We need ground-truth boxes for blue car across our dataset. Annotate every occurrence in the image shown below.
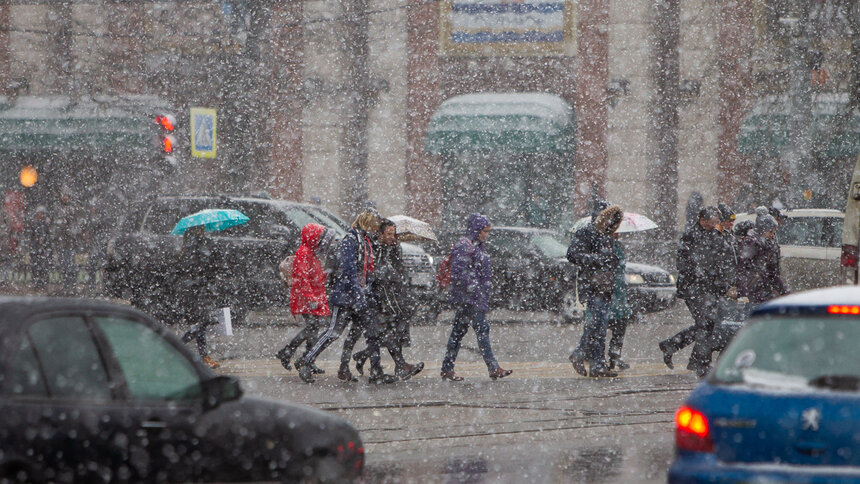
[668,286,860,483]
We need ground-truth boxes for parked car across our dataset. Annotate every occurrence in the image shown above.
[0,297,364,483]
[735,209,844,291]
[668,286,860,483]
[104,194,436,325]
[423,227,676,323]
[842,158,860,284]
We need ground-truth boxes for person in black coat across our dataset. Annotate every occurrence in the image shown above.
[178,226,224,368]
[567,204,624,378]
[352,219,424,380]
[659,206,735,377]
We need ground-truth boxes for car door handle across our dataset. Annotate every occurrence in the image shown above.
[141,420,168,429]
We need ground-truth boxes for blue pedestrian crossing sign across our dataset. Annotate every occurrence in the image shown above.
[190,108,217,158]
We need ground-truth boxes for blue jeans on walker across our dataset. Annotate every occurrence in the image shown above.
[442,304,499,373]
[573,294,611,369]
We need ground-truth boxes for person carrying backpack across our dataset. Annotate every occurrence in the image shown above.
[440,213,512,381]
[275,223,332,375]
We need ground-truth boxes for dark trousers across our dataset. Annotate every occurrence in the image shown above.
[304,305,384,375]
[442,304,499,373]
[572,294,611,369]
[182,306,215,357]
[661,294,719,370]
[354,315,410,368]
[607,316,629,365]
[280,315,322,358]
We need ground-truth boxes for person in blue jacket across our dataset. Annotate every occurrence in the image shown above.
[440,213,513,381]
[295,209,396,384]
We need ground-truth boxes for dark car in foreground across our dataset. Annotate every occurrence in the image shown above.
[0,297,363,483]
[669,286,860,483]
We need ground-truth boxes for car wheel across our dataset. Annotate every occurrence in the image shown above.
[558,288,584,324]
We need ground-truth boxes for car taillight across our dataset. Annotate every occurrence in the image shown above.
[675,406,713,452]
[842,245,859,268]
[828,305,860,315]
[336,440,364,476]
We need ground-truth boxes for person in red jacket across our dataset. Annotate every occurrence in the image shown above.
[276,223,332,373]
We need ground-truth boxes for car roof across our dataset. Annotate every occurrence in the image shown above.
[735,209,844,222]
[752,285,860,317]
[158,195,324,211]
[492,226,559,234]
[0,297,146,326]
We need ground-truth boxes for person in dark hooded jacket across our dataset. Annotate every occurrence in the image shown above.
[440,213,512,381]
[275,223,331,374]
[178,226,225,369]
[567,204,624,377]
[659,206,734,376]
[737,209,788,303]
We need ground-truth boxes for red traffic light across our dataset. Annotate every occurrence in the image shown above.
[156,114,175,131]
[162,135,175,153]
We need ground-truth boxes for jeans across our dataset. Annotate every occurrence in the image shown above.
[442,304,499,373]
[573,295,611,368]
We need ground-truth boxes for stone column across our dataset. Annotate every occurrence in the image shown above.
[406,1,441,223]
[575,0,610,210]
[717,0,753,205]
[268,2,304,201]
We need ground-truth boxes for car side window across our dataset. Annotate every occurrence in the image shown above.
[24,316,112,400]
[5,335,49,397]
[95,316,202,402]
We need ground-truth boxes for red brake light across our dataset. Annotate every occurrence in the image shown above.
[675,406,713,452]
[828,305,860,315]
[156,115,175,131]
[842,245,858,268]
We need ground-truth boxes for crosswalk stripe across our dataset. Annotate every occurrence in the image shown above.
[216,359,687,380]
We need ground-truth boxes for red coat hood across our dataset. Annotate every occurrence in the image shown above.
[301,223,325,251]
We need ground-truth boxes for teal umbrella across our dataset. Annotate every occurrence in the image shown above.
[171,209,249,235]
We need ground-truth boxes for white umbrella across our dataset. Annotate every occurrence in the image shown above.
[570,212,658,234]
[388,215,438,241]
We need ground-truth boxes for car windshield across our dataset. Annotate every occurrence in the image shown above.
[532,233,568,259]
[713,315,860,390]
[300,206,350,237]
[778,216,843,247]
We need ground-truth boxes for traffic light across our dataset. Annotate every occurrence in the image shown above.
[155,114,176,154]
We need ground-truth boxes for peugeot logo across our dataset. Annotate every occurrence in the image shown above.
[801,408,821,432]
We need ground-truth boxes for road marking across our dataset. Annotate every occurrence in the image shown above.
[217,359,687,380]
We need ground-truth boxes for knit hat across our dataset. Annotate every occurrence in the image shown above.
[733,220,754,237]
[717,203,735,222]
[755,214,778,233]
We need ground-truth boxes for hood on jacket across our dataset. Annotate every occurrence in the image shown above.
[301,223,326,251]
[594,205,623,235]
[590,199,611,220]
[465,213,491,240]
